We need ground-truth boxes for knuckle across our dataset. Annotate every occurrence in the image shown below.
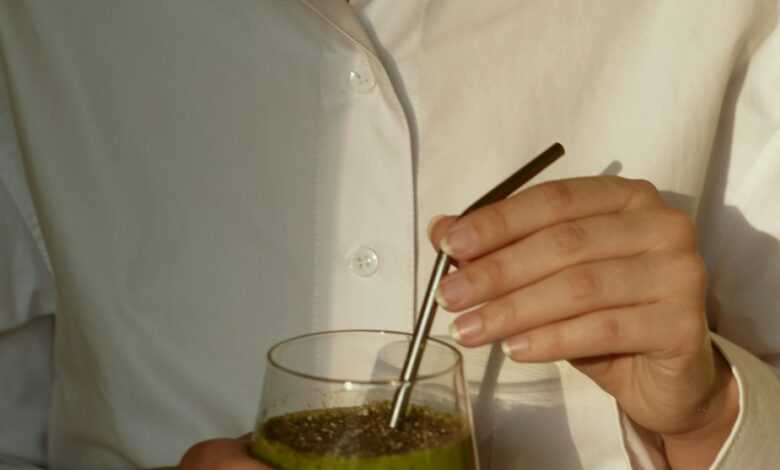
[478,256,507,288]
[538,181,575,216]
[597,315,622,345]
[662,209,698,248]
[627,178,661,207]
[566,266,601,300]
[551,221,589,257]
[600,175,630,195]
[478,204,512,240]
[632,178,658,195]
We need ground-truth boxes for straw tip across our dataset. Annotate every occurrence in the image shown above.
[549,142,565,157]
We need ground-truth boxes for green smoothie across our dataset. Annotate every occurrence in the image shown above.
[251,401,475,469]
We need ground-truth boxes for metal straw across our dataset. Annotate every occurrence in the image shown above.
[388,142,566,429]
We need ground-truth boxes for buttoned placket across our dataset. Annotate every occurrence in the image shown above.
[300,0,418,333]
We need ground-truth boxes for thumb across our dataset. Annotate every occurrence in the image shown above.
[178,437,269,469]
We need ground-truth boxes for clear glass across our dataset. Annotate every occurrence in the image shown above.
[251,330,478,469]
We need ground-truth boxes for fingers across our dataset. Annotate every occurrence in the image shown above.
[448,251,706,347]
[435,209,685,311]
[428,215,464,268]
[431,177,662,261]
[500,302,707,364]
[427,215,456,246]
[426,176,706,369]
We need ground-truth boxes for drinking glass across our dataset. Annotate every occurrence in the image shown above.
[251,330,478,469]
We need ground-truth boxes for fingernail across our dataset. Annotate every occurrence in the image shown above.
[436,273,473,308]
[427,214,447,240]
[502,336,530,358]
[441,224,478,257]
[449,315,483,343]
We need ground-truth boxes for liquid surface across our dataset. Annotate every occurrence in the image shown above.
[252,401,475,470]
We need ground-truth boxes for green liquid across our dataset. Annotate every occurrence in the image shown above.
[251,403,475,470]
[252,432,474,469]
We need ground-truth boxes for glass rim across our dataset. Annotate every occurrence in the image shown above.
[266,329,464,385]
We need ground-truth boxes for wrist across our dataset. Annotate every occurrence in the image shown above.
[661,348,740,469]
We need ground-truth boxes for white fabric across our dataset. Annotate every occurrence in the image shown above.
[0,28,56,467]
[0,1,779,468]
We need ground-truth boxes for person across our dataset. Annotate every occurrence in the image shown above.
[1,1,779,469]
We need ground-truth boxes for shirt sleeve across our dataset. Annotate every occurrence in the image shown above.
[708,335,780,469]
[0,52,56,468]
[620,335,780,470]
[699,3,780,468]
[622,3,780,469]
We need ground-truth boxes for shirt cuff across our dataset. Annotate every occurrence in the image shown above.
[708,333,780,468]
[620,333,780,469]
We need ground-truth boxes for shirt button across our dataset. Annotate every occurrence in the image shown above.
[349,68,376,93]
[349,246,380,277]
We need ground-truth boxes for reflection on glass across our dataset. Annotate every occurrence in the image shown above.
[252,330,478,469]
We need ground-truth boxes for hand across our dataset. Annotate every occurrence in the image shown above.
[150,435,272,470]
[429,176,738,468]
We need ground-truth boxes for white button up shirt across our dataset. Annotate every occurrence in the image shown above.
[1,1,779,469]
